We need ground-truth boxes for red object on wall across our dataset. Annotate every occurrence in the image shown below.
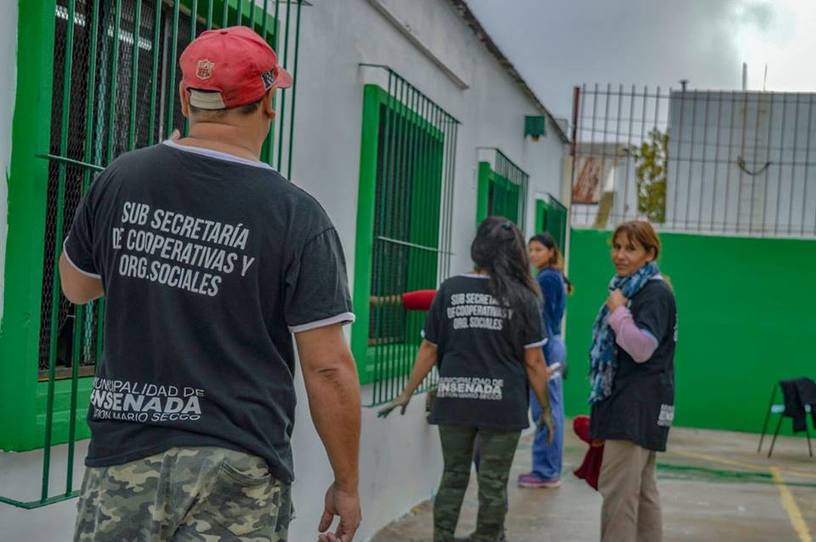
[402,289,437,311]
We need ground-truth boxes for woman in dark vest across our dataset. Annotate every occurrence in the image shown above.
[380,216,554,542]
[589,220,677,542]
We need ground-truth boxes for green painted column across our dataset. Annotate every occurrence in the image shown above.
[351,85,382,384]
[0,1,57,451]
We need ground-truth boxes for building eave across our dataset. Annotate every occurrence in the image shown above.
[447,0,570,144]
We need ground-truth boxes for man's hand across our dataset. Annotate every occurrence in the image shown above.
[377,392,411,418]
[318,483,361,542]
[606,289,628,312]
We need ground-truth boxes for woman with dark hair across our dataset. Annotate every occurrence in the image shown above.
[589,220,677,542]
[379,217,554,542]
[517,232,571,489]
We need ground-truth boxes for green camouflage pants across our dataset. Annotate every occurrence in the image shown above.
[74,447,292,541]
[434,426,520,542]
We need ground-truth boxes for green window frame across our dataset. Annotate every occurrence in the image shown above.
[535,194,568,251]
[476,148,529,228]
[352,67,459,406]
[0,0,303,508]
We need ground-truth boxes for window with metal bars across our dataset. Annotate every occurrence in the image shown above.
[352,68,458,405]
[0,0,303,507]
[535,194,568,250]
[39,0,299,381]
[476,148,530,229]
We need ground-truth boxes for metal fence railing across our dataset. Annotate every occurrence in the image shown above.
[2,0,304,510]
[357,66,459,406]
[569,84,816,238]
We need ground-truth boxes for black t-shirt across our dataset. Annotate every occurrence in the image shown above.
[64,141,354,483]
[590,278,677,451]
[423,275,547,430]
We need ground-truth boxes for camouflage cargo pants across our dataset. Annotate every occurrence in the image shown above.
[74,447,292,541]
[434,426,520,542]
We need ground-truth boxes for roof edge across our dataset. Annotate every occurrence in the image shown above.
[447,0,570,143]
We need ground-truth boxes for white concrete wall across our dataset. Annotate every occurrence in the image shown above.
[0,0,17,323]
[290,1,565,540]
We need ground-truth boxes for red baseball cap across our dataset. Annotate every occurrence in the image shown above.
[180,26,293,110]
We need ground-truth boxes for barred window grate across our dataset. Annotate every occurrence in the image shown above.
[477,147,530,229]
[355,67,459,406]
[40,0,302,379]
[535,194,568,251]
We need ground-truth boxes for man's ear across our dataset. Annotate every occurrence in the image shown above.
[262,88,277,119]
[179,82,190,118]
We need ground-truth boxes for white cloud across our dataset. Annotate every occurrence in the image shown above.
[465,0,815,117]
[734,0,816,91]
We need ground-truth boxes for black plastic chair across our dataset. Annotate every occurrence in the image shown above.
[757,382,813,458]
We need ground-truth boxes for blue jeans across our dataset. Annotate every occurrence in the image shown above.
[529,336,565,481]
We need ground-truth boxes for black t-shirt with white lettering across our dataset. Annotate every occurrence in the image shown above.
[423,275,546,430]
[590,278,677,451]
[64,141,354,483]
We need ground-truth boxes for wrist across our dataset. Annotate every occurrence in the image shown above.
[334,479,359,494]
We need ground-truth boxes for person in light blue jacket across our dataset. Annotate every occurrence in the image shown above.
[518,232,572,488]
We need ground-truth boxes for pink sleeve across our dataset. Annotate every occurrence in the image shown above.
[608,306,659,363]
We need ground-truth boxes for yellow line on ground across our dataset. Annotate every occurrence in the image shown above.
[770,467,813,542]
[669,449,816,480]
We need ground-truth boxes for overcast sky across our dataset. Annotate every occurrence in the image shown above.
[465,0,816,119]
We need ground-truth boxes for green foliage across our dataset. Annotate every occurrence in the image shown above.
[631,129,668,223]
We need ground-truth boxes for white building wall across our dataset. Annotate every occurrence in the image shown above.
[0,0,17,323]
[290,1,564,539]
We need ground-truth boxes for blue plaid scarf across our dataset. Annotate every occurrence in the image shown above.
[588,262,660,404]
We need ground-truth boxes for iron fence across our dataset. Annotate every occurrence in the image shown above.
[570,84,816,238]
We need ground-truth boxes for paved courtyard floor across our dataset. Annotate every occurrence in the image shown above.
[372,424,816,541]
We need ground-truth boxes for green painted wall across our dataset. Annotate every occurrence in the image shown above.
[0,0,66,452]
[563,228,816,436]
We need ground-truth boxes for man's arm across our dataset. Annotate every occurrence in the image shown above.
[295,323,361,542]
[59,252,103,304]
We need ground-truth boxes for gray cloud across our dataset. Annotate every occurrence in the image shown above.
[739,2,775,32]
[465,0,750,118]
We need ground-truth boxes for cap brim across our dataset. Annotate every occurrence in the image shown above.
[276,67,293,89]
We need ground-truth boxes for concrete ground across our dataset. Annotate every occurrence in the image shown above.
[371,425,816,541]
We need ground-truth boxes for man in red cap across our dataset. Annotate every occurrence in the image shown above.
[61,26,361,542]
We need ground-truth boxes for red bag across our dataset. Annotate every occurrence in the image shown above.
[573,415,604,491]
